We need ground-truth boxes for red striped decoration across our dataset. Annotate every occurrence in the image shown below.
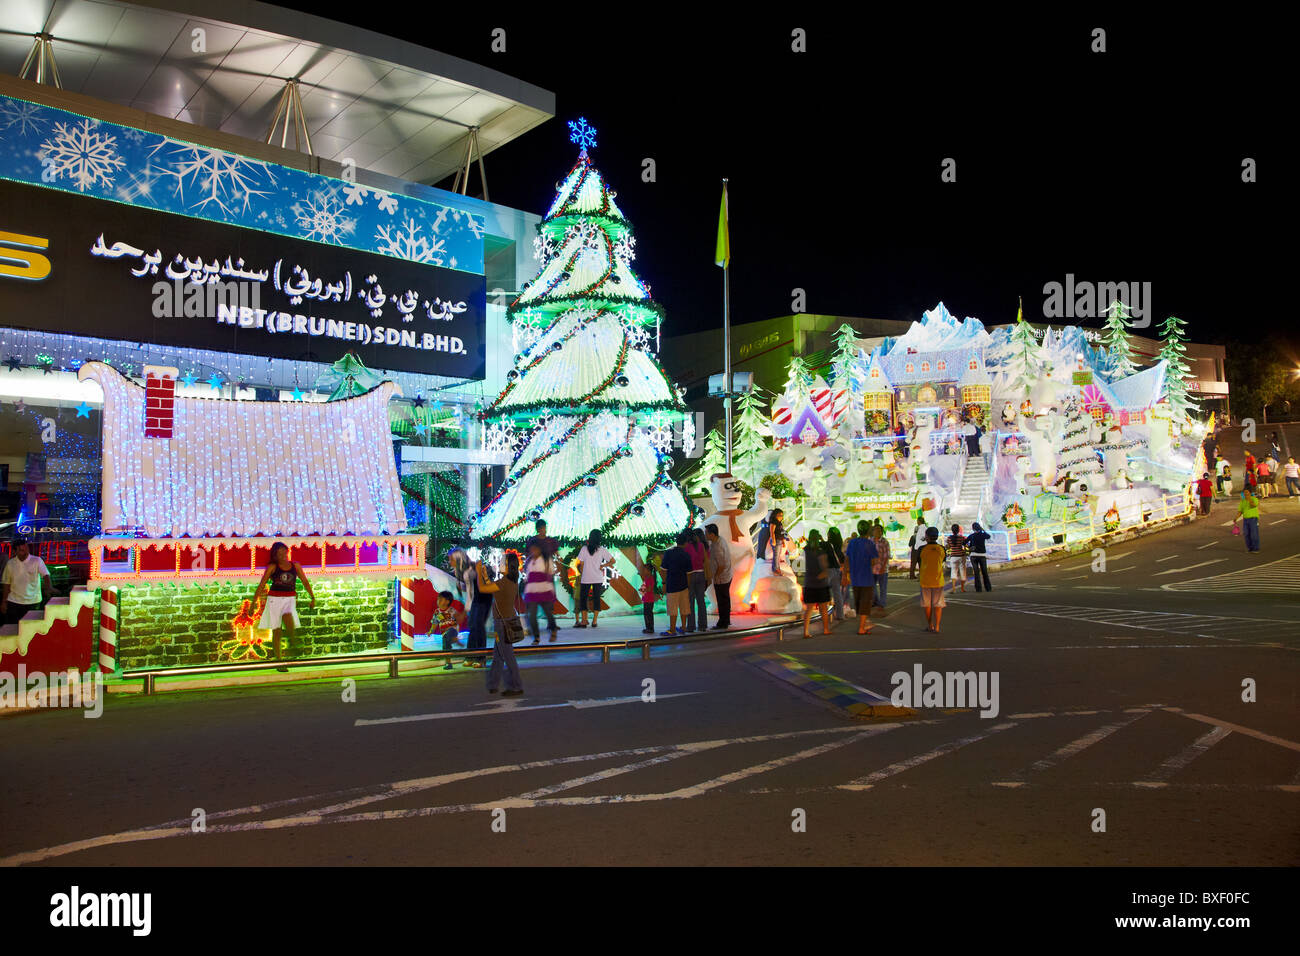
[98,587,118,675]
[399,579,416,652]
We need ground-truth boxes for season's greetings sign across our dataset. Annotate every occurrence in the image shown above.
[0,179,487,378]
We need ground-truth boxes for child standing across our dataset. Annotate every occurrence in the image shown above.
[945,524,969,593]
[638,550,659,635]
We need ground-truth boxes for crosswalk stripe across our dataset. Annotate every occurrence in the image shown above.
[1161,554,1300,593]
[997,711,1151,784]
[1136,726,1232,784]
[839,722,1017,789]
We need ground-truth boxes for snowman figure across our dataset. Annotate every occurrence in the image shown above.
[697,472,771,614]
[1110,468,1133,491]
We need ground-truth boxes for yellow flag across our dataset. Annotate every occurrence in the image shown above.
[714,182,729,268]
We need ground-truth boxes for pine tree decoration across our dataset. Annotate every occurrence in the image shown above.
[1101,300,1139,380]
[467,120,695,549]
[1055,397,1103,481]
[784,355,812,398]
[1157,314,1198,422]
[1007,311,1047,398]
[732,386,771,488]
[829,323,860,390]
[684,427,727,495]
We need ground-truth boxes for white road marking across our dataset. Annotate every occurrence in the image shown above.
[839,722,1017,789]
[1155,554,1180,562]
[1169,710,1300,753]
[994,710,1151,785]
[1075,586,1120,590]
[1153,559,1227,576]
[1269,519,1287,525]
[354,693,701,725]
[1136,725,1231,784]
[1197,542,1218,550]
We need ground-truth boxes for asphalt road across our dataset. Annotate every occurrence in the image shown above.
[2,498,1297,866]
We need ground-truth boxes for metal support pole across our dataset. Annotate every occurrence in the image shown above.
[641,643,651,661]
[601,646,610,663]
[388,657,399,678]
[722,179,732,472]
[142,673,155,696]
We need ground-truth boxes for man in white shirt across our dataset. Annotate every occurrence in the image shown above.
[2,538,51,625]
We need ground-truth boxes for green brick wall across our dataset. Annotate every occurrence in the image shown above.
[114,578,395,670]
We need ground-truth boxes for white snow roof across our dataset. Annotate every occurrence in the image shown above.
[80,362,406,537]
[1102,361,1167,411]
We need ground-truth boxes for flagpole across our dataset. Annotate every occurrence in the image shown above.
[722,178,732,473]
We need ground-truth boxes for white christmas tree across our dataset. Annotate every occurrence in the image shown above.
[1157,314,1198,423]
[1005,307,1049,399]
[468,119,695,548]
[829,323,860,391]
[1055,396,1104,483]
[1101,300,1139,380]
[732,386,772,489]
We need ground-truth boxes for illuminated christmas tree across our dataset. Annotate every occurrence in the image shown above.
[685,427,728,495]
[468,119,695,548]
[1100,300,1139,380]
[731,386,771,489]
[1157,314,1197,423]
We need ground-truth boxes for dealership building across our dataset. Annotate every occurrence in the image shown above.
[0,0,552,671]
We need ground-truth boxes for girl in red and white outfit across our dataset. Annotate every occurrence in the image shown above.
[254,541,316,671]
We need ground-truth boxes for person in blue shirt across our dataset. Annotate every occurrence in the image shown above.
[965,521,993,592]
[658,533,694,636]
[843,520,877,635]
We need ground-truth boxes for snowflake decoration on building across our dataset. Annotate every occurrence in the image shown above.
[292,189,357,244]
[646,412,674,453]
[375,217,446,264]
[342,181,399,214]
[149,137,278,215]
[37,119,126,192]
[567,116,598,150]
[0,98,46,136]
[483,420,517,455]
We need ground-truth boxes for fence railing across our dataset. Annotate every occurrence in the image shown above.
[986,488,1192,562]
[117,618,802,695]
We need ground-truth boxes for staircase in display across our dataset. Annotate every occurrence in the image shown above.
[950,455,988,528]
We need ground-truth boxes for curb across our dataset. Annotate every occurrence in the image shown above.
[739,651,917,721]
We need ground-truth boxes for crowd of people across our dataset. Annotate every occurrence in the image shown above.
[1202,427,1296,554]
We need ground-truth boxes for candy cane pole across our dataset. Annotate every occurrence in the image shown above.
[399,579,415,652]
[99,587,119,675]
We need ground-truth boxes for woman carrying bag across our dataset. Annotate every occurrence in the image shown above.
[476,554,525,696]
[802,529,833,638]
[825,526,847,621]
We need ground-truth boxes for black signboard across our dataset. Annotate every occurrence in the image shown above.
[0,179,486,379]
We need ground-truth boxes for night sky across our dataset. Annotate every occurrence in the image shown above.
[281,7,1281,351]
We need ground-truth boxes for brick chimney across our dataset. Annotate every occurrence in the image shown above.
[143,365,178,439]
